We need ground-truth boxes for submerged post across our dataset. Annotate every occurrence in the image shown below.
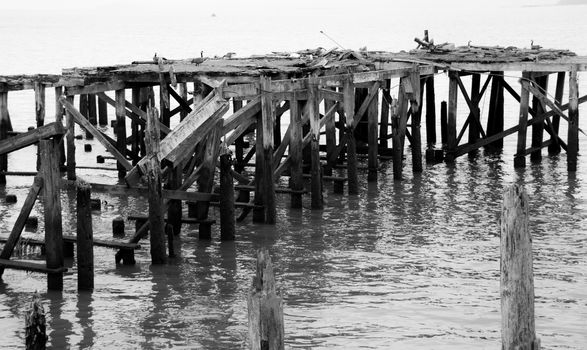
[247,249,285,350]
[25,292,47,350]
[500,185,539,350]
[76,180,94,291]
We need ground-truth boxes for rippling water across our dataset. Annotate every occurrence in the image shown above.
[1,2,587,349]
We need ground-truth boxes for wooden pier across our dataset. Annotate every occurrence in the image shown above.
[0,40,585,289]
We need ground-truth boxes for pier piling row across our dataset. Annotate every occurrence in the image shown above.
[0,44,585,286]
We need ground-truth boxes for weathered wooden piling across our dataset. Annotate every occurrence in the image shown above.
[468,74,481,152]
[440,100,447,146]
[54,86,66,168]
[87,94,97,125]
[514,72,531,168]
[39,139,64,290]
[219,152,236,240]
[380,80,391,150]
[567,66,579,172]
[410,73,423,172]
[76,180,94,291]
[367,82,379,181]
[500,185,539,350]
[548,72,565,155]
[166,167,182,236]
[98,94,108,126]
[25,292,47,350]
[425,76,437,147]
[530,74,548,163]
[0,92,9,184]
[392,76,408,179]
[65,95,76,180]
[486,71,505,151]
[344,78,358,193]
[115,89,127,178]
[308,78,323,208]
[145,107,166,264]
[112,217,125,237]
[255,76,276,222]
[289,96,304,209]
[446,71,458,162]
[247,249,285,350]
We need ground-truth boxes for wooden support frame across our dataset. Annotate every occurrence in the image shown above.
[308,78,323,209]
[514,72,532,168]
[0,176,43,278]
[60,96,133,171]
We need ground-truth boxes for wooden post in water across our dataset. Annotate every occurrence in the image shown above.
[259,76,276,222]
[98,94,108,126]
[289,95,303,209]
[0,92,8,184]
[167,167,182,236]
[233,100,245,172]
[514,72,531,168]
[440,100,447,146]
[344,78,358,193]
[324,89,337,176]
[486,72,505,151]
[76,180,94,291]
[247,249,285,350]
[39,139,64,290]
[367,81,379,181]
[115,89,127,178]
[567,66,579,172]
[196,125,222,238]
[308,78,323,208]
[54,87,66,169]
[425,76,437,147]
[65,95,76,180]
[468,73,481,153]
[25,292,47,350]
[446,71,458,162]
[548,72,565,155]
[145,107,166,264]
[530,74,549,162]
[35,82,45,170]
[392,77,408,180]
[220,152,236,241]
[87,94,97,125]
[178,82,189,121]
[380,79,391,150]
[131,87,141,165]
[500,184,539,350]
[410,73,423,173]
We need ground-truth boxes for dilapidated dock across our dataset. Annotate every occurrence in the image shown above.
[0,37,585,290]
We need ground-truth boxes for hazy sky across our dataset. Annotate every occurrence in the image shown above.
[3,0,559,12]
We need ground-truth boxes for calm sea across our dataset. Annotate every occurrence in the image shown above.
[0,2,586,349]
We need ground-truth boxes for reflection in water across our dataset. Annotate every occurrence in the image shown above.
[76,292,95,349]
[46,291,74,349]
